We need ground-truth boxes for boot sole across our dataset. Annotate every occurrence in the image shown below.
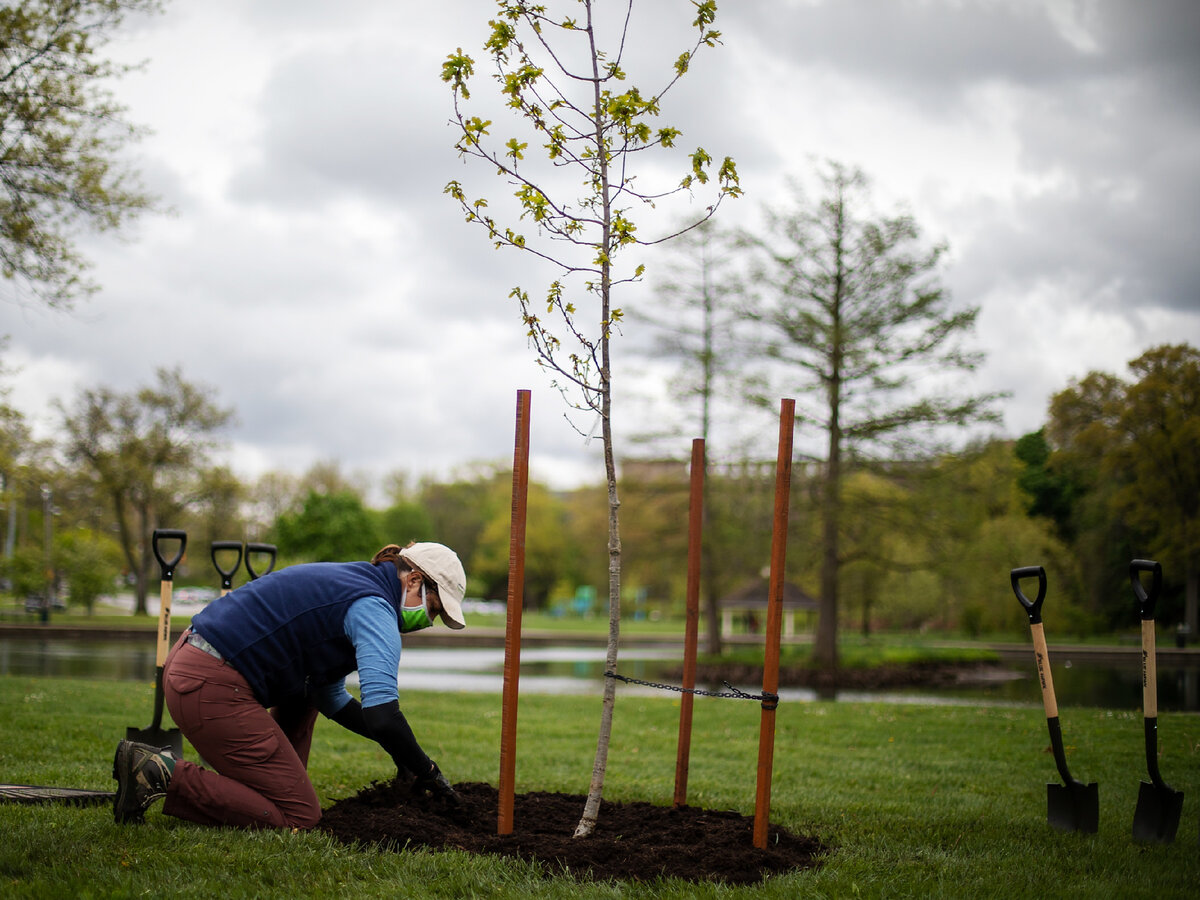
[112,741,145,825]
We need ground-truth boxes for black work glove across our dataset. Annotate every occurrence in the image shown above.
[414,760,459,804]
[392,764,415,787]
[362,700,433,776]
[328,698,372,739]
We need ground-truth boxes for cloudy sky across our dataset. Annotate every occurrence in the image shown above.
[3,0,1198,495]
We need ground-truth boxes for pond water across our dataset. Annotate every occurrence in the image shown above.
[1,637,1198,711]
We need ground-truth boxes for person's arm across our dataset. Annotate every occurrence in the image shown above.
[342,597,454,796]
[325,694,372,740]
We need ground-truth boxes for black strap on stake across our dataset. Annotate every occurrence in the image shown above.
[604,671,780,710]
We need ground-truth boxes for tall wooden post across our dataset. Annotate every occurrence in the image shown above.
[498,389,531,835]
[753,398,794,849]
[674,438,705,808]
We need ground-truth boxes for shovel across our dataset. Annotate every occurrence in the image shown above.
[125,529,186,756]
[1011,566,1099,833]
[1130,558,1184,843]
[0,783,115,806]
[244,542,277,580]
[211,540,244,596]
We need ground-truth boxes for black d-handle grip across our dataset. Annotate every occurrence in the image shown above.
[1011,565,1047,624]
[1130,559,1162,620]
[211,540,244,589]
[245,542,277,580]
[152,529,187,580]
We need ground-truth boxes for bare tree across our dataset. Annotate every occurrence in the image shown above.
[738,162,1002,669]
[442,0,740,836]
[57,367,233,613]
[631,219,749,652]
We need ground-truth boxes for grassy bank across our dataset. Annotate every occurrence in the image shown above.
[1,676,1197,898]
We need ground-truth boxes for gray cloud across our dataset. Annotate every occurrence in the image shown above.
[3,0,1198,491]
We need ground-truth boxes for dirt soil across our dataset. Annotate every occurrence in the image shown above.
[320,780,826,885]
[319,664,1006,882]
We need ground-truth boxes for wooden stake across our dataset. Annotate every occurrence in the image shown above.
[753,398,794,849]
[674,438,705,808]
[498,389,531,836]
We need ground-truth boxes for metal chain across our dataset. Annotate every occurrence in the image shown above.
[604,671,779,709]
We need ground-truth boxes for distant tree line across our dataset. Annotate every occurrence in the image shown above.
[0,344,1195,644]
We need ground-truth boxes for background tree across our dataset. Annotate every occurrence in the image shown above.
[378,469,435,548]
[1013,428,1079,537]
[273,489,382,564]
[472,477,573,607]
[54,525,121,613]
[188,464,247,566]
[0,0,162,308]
[631,218,749,652]
[737,161,1002,669]
[1060,345,1200,638]
[1045,370,1136,625]
[57,366,233,613]
[419,463,510,586]
[1108,345,1200,638]
[442,0,739,837]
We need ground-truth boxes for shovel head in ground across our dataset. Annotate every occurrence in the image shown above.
[1044,716,1099,834]
[0,784,115,806]
[1047,777,1099,833]
[1133,773,1184,843]
[1012,567,1099,834]
[126,682,183,757]
[126,529,186,757]
[1130,559,1183,844]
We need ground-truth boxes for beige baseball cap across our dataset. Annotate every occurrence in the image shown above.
[399,542,467,630]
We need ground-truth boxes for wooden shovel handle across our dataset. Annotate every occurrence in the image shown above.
[151,529,186,668]
[1131,560,1163,718]
[1142,620,1158,718]
[1030,621,1058,719]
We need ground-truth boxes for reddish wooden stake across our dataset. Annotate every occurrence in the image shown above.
[753,398,794,849]
[498,389,531,836]
[674,438,706,808]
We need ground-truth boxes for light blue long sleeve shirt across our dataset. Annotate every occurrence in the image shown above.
[314,595,402,714]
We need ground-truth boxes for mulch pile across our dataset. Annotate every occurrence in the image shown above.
[320,780,826,885]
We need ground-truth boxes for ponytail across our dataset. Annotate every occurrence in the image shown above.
[371,544,406,569]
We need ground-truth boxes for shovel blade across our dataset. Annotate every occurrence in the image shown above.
[1047,781,1099,833]
[1132,780,1183,844]
[0,784,116,806]
[125,725,184,759]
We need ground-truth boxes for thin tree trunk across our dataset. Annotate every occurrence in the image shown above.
[576,312,622,837]
[575,420,621,837]
[576,0,619,837]
[700,260,722,655]
[1186,558,1198,645]
[134,500,152,616]
[814,188,846,670]
[815,453,840,668]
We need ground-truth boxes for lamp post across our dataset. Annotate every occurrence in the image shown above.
[41,484,52,623]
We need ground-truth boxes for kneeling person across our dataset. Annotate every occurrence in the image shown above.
[113,542,465,828]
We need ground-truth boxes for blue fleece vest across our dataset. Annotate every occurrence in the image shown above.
[191,560,404,707]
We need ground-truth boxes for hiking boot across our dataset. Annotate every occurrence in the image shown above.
[112,740,175,824]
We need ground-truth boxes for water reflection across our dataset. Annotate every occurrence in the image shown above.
[1,637,1197,711]
[0,638,158,683]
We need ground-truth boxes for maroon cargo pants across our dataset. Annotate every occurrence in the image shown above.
[160,633,322,829]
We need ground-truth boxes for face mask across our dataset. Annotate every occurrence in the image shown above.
[399,580,433,634]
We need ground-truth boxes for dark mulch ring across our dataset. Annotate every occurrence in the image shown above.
[320,780,827,885]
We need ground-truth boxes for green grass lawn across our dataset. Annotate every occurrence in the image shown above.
[1,675,1197,898]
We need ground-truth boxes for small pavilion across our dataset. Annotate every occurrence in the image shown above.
[718,578,819,639]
